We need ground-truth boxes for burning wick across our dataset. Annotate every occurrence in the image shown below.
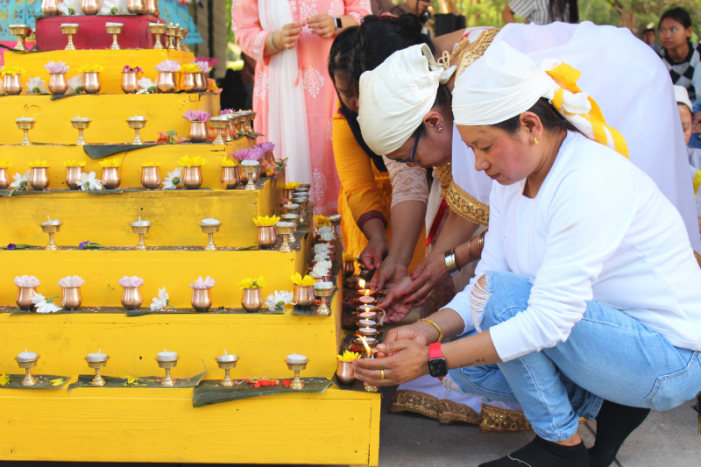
[359,336,376,358]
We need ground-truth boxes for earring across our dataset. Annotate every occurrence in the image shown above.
[534,137,539,145]
[437,123,444,132]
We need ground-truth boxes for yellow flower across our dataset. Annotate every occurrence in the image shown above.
[50,378,65,386]
[99,157,122,168]
[281,182,301,190]
[342,252,356,262]
[238,275,267,289]
[252,215,280,227]
[181,63,201,73]
[221,156,239,167]
[0,374,10,386]
[290,273,316,287]
[123,376,145,386]
[142,161,161,167]
[177,155,208,167]
[337,350,361,362]
[78,65,104,73]
[28,159,49,168]
[1,66,25,76]
[314,215,331,227]
[0,160,11,168]
[63,160,86,167]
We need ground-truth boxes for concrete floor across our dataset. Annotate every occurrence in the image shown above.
[6,385,699,466]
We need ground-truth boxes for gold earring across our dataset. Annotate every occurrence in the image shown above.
[534,137,539,145]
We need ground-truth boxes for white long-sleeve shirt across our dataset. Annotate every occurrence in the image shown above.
[446,132,701,362]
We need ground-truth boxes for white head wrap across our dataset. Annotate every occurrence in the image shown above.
[452,41,630,156]
[674,85,693,113]
[358,44,444,156]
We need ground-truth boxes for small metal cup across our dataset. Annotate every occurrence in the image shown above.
[48,72,68,95]
[101,166,121,189]
[61,286,82,310]
[29,167,49,190]
[336,360,355,385]
[293,285,315,306]
[183,166,203,189]
[191,288,213,312]
[241,288,263,313]
[257,225,277,249]
[16,286,37,310]
[121,286,143,310]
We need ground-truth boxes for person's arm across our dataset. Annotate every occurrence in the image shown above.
[231,0,269,63]
[502,5,515,23]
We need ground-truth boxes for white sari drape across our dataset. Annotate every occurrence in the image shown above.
[259,0,312,183]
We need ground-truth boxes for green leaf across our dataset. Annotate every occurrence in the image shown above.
[192,378,332,408]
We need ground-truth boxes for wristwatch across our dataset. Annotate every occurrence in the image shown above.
[333,16,342,29]
[428,342,448,378]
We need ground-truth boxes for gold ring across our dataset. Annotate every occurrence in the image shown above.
[380,369,385,380]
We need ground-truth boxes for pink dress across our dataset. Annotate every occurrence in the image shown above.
[232,0,370,214]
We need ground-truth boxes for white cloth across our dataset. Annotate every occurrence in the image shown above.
[492,21,701,253]
[258,0,312,183]
[447,132,701,362]
[358,44,443,156]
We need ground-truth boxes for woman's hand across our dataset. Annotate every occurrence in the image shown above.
[359,234,388,271]
[379,321,439,357]
[400,252,449,308]
[278,22,304,49]
[377,275,415,323]
[307,14,336,39]
[352,340,429,386]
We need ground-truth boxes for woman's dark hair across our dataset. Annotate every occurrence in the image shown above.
[549,0,578,24]
[328,26,358,83]
[659,7,692,30]
[353,14,434,84]
[493,98,579,135]
[416,84,451,135]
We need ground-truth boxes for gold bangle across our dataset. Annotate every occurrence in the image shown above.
[418,318,443,343]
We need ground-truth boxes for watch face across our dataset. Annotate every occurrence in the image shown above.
[334,17,342,29]
[428,358,448,377]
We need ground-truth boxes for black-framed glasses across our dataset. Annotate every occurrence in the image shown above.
[395,128,421,165]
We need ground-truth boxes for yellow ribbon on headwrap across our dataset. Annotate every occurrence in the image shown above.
[546,63,629,159]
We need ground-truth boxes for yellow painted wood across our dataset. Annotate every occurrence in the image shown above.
[0,387,380,465]
[5,49,196,96]
[0,140,252,189]
[0,291,339,380]
[0,233,311,307]
[0,93,221,145]
[0,180,280,247]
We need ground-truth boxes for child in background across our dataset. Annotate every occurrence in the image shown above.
[675,85,701,232]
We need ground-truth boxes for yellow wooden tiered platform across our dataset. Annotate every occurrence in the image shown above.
[0,47,380,465]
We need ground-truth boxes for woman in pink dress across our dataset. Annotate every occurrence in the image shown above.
[233,0,370,214]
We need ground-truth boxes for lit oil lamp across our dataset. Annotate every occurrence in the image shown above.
[357,337,378,393]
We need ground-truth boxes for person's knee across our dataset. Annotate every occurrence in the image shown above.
[477,271,532,330]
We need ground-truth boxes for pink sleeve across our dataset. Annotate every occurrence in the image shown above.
[343,0,370,26]
[231,0,269,64]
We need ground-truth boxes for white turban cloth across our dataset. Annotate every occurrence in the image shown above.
[358,44,444,156]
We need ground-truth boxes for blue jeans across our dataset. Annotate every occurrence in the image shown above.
[448,271,701,442]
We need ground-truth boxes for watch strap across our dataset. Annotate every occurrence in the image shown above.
[334,16,342,29]
[429,342,443,360]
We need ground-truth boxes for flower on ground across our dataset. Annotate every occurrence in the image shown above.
[252,215,280,227]
[76,171,103,191]
[150,287,171,311]
[58,0,83,16]
[337,350,361,362]
[79,240,89,250]
[10,171,29,190]
[136,77,156,94]
[67,75,83,93]
[162,167,184,189]
[7,243,16,250]
[238,276,267,289]
[32,294,62,314]
[265,290,293,311]
[0,374,10,386]
[50,378,65,386]
[290,273,316,287]
[44,61,70,74]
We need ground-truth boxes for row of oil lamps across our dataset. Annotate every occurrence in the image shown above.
[40,0,161,18]
[12,348,311,390]
[12,111,254,147]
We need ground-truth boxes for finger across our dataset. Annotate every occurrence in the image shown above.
[409,262,426,280]
[383,327,400,343]
[404,282,435,306]
[286,22,305,28]
[377,291,394,309]
[306,15,323,22]
[399,276,425,298]
[354,368,390,386]
[376,339,411,354]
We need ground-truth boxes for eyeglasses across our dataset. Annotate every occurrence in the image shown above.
[394,128,421,165]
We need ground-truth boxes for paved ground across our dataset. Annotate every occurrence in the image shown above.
[9,385,699,467]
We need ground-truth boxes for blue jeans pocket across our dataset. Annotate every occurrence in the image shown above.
[645,351,701,411]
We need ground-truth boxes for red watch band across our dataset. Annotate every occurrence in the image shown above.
[429,342,443,360]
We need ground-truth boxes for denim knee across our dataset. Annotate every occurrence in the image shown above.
[477,271,533,331]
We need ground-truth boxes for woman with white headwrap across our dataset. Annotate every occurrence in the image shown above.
[354,40,701,467]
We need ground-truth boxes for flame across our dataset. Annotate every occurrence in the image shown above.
[359,279,366,289]
[359,336,372,356]
[364,289,370,297]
